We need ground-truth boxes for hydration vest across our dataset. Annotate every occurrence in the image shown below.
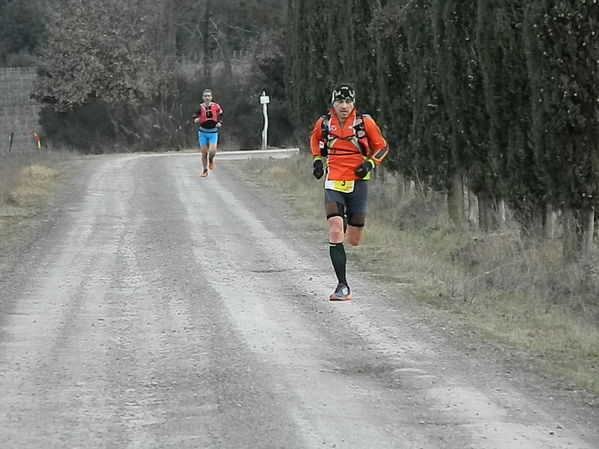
[319,112,371,157]
[198,103,221,125]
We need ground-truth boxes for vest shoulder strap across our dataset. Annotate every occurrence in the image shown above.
[321,112,366,138]
[320,111,370,156]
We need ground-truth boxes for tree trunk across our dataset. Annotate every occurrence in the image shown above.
[447,172,465,227]
[396,174,405,198]
[582,207,595,260]
[161,0,177,150]
[202,0,212,79]
[497,199,506,227]
[211,18,233,78]
[377,164,386,183]
[562,208,583,260]
[402,179,415,199]
[544,203,557,239]
[468,189,479,229]
[163,0,176,63]
[478,192,494,232]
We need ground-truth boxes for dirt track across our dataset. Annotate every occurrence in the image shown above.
[0,152,597,448]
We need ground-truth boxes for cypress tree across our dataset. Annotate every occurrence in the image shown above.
[285,0,303,123]
[286,0,329,130]
[347,0,379,114]
[432,0,494,230]
[324,2,345,83]
[371,1,413,173]
[524,0,599,257]
[476,0,546,234]
[406,0,452,193]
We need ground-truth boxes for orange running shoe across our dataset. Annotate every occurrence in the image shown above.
[200,169,208,177]
[329,284,352,301]
[209,161,215,170]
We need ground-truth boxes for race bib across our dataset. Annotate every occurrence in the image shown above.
[324,179,355,193]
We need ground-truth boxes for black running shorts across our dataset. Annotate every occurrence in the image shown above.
[324,180,368,215]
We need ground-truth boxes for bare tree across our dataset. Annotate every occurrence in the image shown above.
[34,0,163,111]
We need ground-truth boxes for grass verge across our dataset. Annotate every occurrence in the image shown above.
[0,151,69,252]
[239,155,599,399]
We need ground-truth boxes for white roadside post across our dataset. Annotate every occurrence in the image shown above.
[260,91,270,150]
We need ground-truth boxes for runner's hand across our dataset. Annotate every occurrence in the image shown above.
[354,160,374,178]
[193,118,200,123]
[313,159,324,179]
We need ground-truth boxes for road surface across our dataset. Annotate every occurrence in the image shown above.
[0,153,597,448]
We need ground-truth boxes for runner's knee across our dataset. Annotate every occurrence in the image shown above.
[347,232,361,247]
[331,229,344,243]
[328,216,344,243]
[346,221,364,246]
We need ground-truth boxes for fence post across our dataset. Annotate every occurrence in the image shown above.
[260,91,270,150]
[33,131,42,149]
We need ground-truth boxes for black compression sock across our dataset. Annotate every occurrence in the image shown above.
[329,242,347,286]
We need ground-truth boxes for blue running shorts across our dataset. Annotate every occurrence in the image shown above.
[198,128,218,146]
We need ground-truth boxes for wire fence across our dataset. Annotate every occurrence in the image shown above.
[0,67,41,154]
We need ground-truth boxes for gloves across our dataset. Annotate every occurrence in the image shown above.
[313,159,324,179]
[354,159,375,178]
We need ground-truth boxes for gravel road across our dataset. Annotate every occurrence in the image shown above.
[0,153,597,449]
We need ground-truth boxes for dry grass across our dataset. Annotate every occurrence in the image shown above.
[0,151,69,249]
[240,154,599,397]
[9,164,61,205]
[1,152,65,204]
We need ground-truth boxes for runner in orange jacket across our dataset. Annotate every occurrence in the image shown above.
[310,84,389,301]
